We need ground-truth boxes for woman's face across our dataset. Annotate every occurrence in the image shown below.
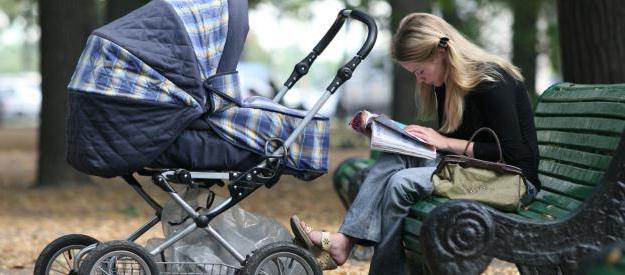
[398,49,448,87]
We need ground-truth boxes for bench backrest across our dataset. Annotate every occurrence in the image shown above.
[519,83,625,220]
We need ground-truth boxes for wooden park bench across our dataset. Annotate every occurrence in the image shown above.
[333,82,625,274]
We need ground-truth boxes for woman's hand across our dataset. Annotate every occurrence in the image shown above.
[405,125,475,156]
[348,111,373,137]
[404,125,448,150]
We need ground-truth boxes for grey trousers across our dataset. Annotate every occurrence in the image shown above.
[339,152,438,275]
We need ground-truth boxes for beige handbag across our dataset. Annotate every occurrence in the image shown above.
[431,127,527,212]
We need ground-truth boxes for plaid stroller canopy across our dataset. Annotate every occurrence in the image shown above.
[67,0,329,178]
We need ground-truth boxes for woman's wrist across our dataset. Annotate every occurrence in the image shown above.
[441,136,452,152]
[442,137,474,157]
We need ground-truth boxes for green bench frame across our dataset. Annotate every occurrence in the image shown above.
[333,82,625,274]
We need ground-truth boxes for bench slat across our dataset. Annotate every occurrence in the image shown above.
[404,235,422,253]
[508,212,530,220]
[404,217,422,237]
[517,209,555,220]
[334,158,372,179]
[539,160,605,186]
[523,200,571,219]
[535,189,583,211]
[535,101,625,119]
[538,145,613,170]
[537,130,620,152]
[540,84,625,102]
[534,116,625,135]
[429,196,450,204]
[539,174,596,200]
[409,200,438,219]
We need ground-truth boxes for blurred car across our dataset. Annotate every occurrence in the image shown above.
[238,62,338,116]
[0,76,41,125]
[237,60,397,118]
[238,61,276,98]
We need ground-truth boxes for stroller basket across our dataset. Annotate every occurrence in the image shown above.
[91,260,237,275]
[157,262,238,275]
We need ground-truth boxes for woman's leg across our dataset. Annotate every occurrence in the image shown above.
[339,153,433,243]
[300,153,413,265]
[299,153,435,266]
[368,166,436,275]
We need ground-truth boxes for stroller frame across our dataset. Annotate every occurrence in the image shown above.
[62,9,377,274]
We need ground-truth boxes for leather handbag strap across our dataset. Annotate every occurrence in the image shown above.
[462,127,505,163]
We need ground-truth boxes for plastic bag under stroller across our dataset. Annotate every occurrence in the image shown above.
[146,188,291,273]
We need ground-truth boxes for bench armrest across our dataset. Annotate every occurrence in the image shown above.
[421,179,625,275]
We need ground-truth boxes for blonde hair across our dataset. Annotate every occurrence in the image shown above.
[391,13,523,133]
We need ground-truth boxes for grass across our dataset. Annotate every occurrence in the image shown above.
[0,127,37,151]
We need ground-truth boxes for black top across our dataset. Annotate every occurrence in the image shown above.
[435,67,541,189]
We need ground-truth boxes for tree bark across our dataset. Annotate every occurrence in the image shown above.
[107,0,149,23]
[557,0,625,83]
[511,0,540,101]
[38,0,96,186]
[388,0,431,124]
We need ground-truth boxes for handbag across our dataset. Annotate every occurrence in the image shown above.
[430,127,527,212]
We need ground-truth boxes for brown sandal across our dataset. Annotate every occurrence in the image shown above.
[290,215,314,249]
[290,215,338,270]
[317,231,338,270]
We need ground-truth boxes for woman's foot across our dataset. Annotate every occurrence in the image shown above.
[300,220,353,266]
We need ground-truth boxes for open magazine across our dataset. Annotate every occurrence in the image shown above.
[349,110,437,159]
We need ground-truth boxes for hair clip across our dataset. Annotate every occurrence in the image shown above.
[438,37,449,48]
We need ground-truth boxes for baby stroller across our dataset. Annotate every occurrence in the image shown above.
[35,0,377,274]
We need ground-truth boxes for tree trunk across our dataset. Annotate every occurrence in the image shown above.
[511,0,540,102]
[388,0,431,125]
[38,0,96,186]
[107,0,149,23]
[438,0,479,41]
[557,0,625,83]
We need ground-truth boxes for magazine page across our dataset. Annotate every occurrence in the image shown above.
[372,116,432,145]
[348,110,436,159]
[370,120,437,159]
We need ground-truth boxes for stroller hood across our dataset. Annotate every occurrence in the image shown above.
[66,0,249,177]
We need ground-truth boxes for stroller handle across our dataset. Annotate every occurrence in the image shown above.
[314,9,378,58]
[270,10,378,159]
[279,9,378,91]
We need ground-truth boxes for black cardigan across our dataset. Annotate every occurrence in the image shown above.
[435,68,541,189]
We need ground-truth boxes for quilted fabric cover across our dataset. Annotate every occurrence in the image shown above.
[209,95,329,175]
[67,0,206,177]
[66,0,329,178]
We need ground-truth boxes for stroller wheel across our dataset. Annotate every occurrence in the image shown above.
[240,241,322,275]
[34,234,99,275]
[78,240,159,275]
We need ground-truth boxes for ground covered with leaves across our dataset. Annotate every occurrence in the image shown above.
[0,128,518,274]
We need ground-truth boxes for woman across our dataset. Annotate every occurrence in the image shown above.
[292,13,540,274]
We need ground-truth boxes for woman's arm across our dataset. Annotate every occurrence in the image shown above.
[404,125,475,157]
